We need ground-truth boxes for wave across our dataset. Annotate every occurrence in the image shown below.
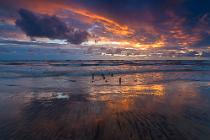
[1,60,210,67]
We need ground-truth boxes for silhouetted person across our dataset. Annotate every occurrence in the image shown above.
[111,73,114,77]
[101,73,105,80]
[92,73,94,80]
[119,77,122,85]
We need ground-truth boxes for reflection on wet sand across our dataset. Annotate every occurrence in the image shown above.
[1,61,210,140]
[0,80,210,140]
[120,84,165,96]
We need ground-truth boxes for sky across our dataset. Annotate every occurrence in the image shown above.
[0,0,210,60]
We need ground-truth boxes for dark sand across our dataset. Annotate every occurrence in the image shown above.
[0,60,210,140]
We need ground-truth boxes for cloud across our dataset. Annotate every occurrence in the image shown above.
[1,0,210,49]
[15,9,89,44]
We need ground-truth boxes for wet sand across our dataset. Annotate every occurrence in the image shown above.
[0,60,210,140]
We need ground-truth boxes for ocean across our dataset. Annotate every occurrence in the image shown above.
[0,60,210,140]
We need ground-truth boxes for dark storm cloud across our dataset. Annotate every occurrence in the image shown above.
[15,9,89,44]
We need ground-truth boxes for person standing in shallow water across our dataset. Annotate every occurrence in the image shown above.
[91,73,95,82]
[101,73,105,80]
[92,73,94,80]
[119,77,122,85]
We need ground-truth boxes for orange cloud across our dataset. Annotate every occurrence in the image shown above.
[2,0,208,49]
[18,0,134,36]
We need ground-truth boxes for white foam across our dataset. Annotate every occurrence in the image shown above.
[56,92,69,99]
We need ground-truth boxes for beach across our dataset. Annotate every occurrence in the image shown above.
[0,60,210,140]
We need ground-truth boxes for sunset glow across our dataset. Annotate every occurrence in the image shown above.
[0,0,210,58]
